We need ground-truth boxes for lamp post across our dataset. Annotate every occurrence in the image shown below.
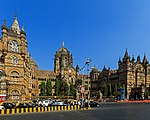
[86,58,91,107]
[80,58,91,108]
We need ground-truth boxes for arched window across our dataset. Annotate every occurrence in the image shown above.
[11,71,19,79]
[10,40,19,52]
[0,55,4,63]
[11,56,18,65]
[11,90,20,100]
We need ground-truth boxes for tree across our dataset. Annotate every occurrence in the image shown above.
[113,91,122,98]
[59,81,69,96]
[104,84,108,96]
[40,82,46,96]
[46,78,52,96]
[70,83,75,96]
[108,84,112,96]
[64,82,69,96]
[55,79,60,96]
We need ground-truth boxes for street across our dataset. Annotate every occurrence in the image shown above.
[1,103,150,120]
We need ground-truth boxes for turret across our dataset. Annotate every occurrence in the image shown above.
[118,57,121,63]
[136,55,141,63]
[1,19,8,55]
[123,48,130,62]
[142,54,149,65]
[20,25,27,57]
[1,19,7,31]
[131,55,135,62]
[76,64,80,73]
[12,16,20,34]
[76,64,80,78]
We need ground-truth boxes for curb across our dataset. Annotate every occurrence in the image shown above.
[0,105,91,115]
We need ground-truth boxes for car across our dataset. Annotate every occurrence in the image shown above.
[16,103,27,108]
[89,101,99,107]
[0,102,4,110]
[50,101,64,106]
[42,100,53,107]
[1,102,16,109]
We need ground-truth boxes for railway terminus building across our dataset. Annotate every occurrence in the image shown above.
[1,16,150,101]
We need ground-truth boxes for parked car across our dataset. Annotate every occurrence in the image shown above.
[16,103,27,108]
[1,102,16,109]
[42,100,53,107]
[31,103,39,108]
[89,101,99,107]
[0,102,4,110]
[50,101,64,106]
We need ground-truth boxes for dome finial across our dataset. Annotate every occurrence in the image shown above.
[22,24,24,31]
[14,10,17,18]
[62,41,64,48]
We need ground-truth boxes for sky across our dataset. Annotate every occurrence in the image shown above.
[1,0,150,71]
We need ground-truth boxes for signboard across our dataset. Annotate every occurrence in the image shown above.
[0,94,7,102]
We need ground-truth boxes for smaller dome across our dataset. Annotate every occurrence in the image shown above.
[91,67,99,73]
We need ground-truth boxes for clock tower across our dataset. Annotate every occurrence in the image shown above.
[54,42,76,85]
[0,16,39,101]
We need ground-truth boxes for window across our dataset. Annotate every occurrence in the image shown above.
[10,40,19,52]
[11,71,19,80]
[11,56,18,65]
[0,55,4,63]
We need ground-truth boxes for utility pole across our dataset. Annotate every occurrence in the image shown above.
[80,58,91,108]
[87,58,91,107]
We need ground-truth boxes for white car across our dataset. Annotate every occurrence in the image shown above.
[42,100,53,107]
[0,105,4,110]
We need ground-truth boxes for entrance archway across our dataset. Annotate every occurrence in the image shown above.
[11,90,20,100]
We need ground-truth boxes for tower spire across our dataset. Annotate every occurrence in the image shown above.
[12,12,20,34]
[123,48,130,62]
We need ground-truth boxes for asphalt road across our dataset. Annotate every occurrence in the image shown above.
[1,103,150,120]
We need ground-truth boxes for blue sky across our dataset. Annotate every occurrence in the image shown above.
[1,0,150,71]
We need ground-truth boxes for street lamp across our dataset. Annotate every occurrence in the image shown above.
[86,58,91,107]
[80,58,91,108]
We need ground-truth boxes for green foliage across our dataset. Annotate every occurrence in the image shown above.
[108,84,112,96]
[64,82,69,96]
[104,84,108,96]
[59,81,68,96]
[70,83,75,96]
[113,91,122,97]
[40,82,46,96]
[55,79,60,96]
[46,78,52,96]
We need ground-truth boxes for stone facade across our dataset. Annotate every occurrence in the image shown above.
[0,17,39,101]
[90,49,150,100]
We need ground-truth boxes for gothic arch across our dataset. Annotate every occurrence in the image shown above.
[10,89,20,95]
[9,70,20,78]
[10,89,20,100]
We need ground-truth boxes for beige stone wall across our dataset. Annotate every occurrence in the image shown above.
[0,18,39,101]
